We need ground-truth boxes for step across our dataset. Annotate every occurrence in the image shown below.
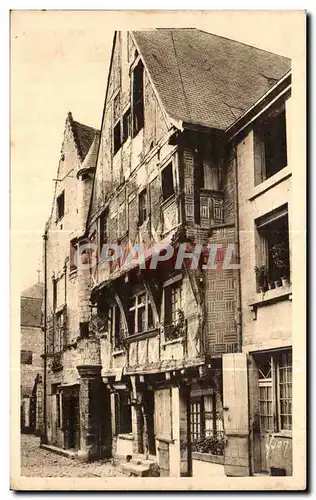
[122,462,158,477]
[40,443,77,459]
[130,457,156,467]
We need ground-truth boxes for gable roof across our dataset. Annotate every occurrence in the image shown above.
[132,29,291,130]
[21,283,44,327]
[67,112,98,161]
[21,282,44,300]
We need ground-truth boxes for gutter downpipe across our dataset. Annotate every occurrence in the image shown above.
[41,230,48,445]
[232,145,242,354]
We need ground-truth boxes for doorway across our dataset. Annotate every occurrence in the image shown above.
[62,386,80,450]
[144,390,156,456]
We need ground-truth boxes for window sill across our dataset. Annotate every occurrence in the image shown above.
[117,433,134,441]
[162,336,184,348]
[249,166,291,201]
[112,349,125,357]
[268,431,292,439]
[249,285,292,319]
[125,329,159,343]
[200,188,223,195]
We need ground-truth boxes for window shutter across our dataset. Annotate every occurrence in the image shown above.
[155,388,172,441]
[223,353,250,476]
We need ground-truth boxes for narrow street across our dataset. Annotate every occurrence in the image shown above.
[20,434,125,477]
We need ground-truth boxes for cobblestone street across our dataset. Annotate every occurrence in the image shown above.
[20,434,125,477]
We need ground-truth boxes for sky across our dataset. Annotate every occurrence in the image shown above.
[11,10,299,293]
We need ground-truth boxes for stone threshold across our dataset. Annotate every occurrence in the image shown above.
[40,443,77,459]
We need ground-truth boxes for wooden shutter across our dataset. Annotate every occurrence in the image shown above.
[223,353,250,476]
[155,388,172,441]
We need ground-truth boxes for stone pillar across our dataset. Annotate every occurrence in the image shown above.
[77,365,102,462]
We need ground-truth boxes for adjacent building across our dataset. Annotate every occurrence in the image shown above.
[42,29,292,477]
[227,71,293,476]
[20,281,44,434]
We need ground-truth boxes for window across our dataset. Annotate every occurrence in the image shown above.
[254,107,287,184]
[256,205,290,288]
[109,305,123,350]
[201,161,220,191]
[161,163,175,201]
[190,391,224,454]
[278,351,292,431]
[257,349,292,432]
[138,189,147,225]
[56,191,65,220]
[122,108,131,143]
[164,280,183,341]
[164,281,182,324]
[54,309,67,352]
[127,293,154,336]
[115,391,132,434]
[21,350,32,365]
[99,211,108,259]
[113,121,121,155]
[79,321,89,339]
[132,60,144,137]
[70,239,77,272]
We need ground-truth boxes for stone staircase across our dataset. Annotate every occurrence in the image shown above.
[119,454,160,477]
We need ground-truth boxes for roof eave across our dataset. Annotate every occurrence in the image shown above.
[226,70,292,141]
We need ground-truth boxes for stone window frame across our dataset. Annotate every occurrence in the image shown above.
[255,203,290,289]
[254,103,288,186]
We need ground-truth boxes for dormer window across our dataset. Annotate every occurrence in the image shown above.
[56,191,65,220]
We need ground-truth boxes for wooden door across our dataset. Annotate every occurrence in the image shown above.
[223,353,250,476]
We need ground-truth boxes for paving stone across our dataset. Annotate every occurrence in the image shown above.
[20,434,125,477]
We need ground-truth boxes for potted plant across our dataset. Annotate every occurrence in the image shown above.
[254,265,268,292]
[270,242,290,287]
[267,280,275,290]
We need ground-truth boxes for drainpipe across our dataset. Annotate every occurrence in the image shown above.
[41,230,48,445]
[232,146,242,353]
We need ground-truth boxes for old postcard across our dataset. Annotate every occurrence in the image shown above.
[11,10,306,491]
